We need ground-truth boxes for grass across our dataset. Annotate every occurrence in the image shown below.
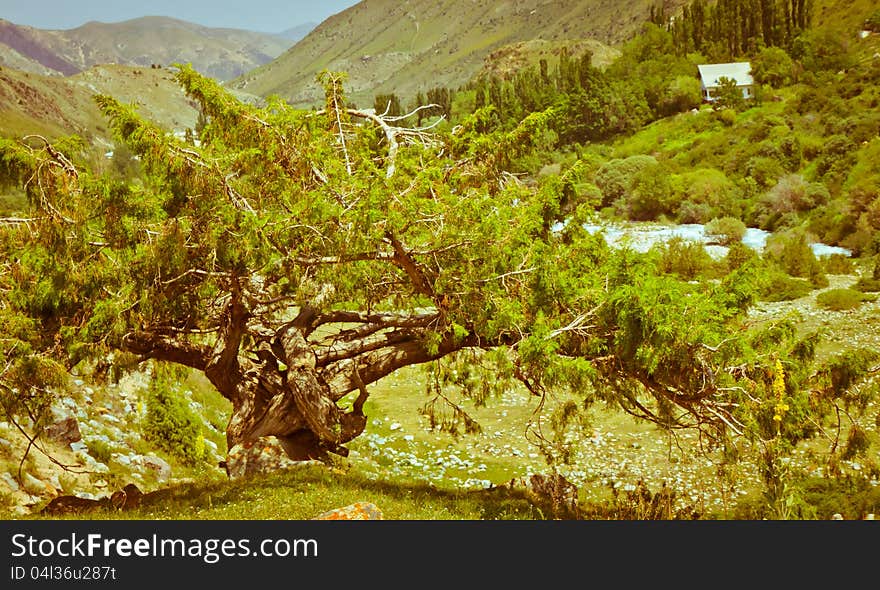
[18,463,541,521]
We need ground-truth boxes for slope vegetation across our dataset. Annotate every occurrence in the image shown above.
[0,64,198,142]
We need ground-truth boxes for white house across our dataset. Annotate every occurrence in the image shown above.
[697,62,754,102]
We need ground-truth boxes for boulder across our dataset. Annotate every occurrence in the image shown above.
[22,472,53,496]
[44,401,82,445]
[313,502,384,520]
[43,417,82,445]
[133,455,172,482]
[0,471,19,492]
[224,436,322,479]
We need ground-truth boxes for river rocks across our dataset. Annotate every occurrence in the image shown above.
[313,502,383,520]
[224,436,322,479]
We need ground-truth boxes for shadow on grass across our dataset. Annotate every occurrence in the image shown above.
[22,464,545,521]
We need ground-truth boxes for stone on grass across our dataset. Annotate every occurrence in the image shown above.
[133,455,171,481]
[313,502,384,520]
[224,436,322,479]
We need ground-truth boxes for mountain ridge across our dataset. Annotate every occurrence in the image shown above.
[0,16,292,81]
[230,0,684,107]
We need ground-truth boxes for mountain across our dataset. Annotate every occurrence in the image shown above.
[0,64,199,143]
[277,22,318,43]
[230,0,683,107]
[0,16,292,81]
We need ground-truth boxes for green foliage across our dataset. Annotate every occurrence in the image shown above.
[751,47,795,87]
[815,288,872,311]
[652,237,718,280]
[594,155,658,209]
[820,253,855,275]
[85,438,116,464]
[758,271,814,302]
[763,230,827,286]
[143,369,205,464]
[712,77,746,112]
[705,216,746,245]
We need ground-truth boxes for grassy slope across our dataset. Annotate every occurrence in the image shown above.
[231,0,685,107]
[0,64,198,142]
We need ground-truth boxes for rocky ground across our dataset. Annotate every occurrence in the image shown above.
[0,368,227,517]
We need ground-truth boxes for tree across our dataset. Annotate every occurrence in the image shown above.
[712,76,746,111]
[0,66,808,470]
[751,46,795,87]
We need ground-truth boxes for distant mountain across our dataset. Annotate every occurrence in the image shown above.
[230,0,685,108]
[277,22,318,43]
[0,16,292,81]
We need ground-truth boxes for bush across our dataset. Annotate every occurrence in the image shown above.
[724,241,760,272]
[854,277,880,293]
[759,271,814,302]
[821,254,855,275]
[764,230,827,286]
[751,47,795,88]
[86,438,115,464]
[594,155,658,208]
[143,377,206,464]
[705,217,746,246]
[816,288,870,311]
[653,237,719,280]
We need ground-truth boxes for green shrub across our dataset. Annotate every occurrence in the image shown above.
[714,108,736,126]
[759,272,814,302]
[816,288,872,311]
[854,277,880,293]
[821,254,855,275]
[594,155,658,208]
[724,241,760,272]
[705,216,746,246]
[653,237,719,280]
[86,438,115,464]
[764,230,827,286]
[143,377,206,464]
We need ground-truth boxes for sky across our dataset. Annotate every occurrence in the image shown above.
[0,0,361,33]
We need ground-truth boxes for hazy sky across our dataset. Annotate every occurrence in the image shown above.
[0,0,361,33]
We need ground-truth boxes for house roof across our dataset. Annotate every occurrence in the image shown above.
[697,62,753,88]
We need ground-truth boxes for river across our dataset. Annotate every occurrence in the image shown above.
[572,222,852,259]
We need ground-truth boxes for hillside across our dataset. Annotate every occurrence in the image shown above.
[231,0,685,107]
[0,64,198,143]
[0,16,291,81]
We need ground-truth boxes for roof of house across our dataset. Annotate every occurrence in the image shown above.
[697,62,753,87]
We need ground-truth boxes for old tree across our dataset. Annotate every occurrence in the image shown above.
[0,67,819,473]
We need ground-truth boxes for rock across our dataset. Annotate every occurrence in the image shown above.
[43,417,82,445]
[313,502,383,520]
[832,513,844,520]
[42,494,110,516]
[0,471,19,492]
[224,436,321,479]
[135,455,172,481]
[389,422,402,431]
[0,437,13,454]
[22,472,50,496]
